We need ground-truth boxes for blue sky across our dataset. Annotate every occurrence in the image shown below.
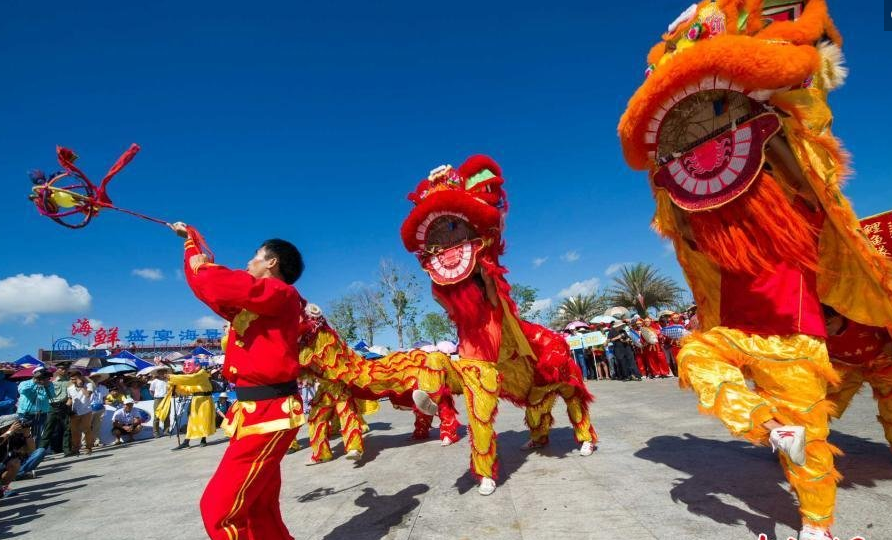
[0,2,889,359]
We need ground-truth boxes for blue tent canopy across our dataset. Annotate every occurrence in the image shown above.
[353,340,368,351]
[109,350,153,370]
[14,355,43,367]
[191,346,215,357]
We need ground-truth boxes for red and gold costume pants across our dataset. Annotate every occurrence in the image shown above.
[200,427,299,540]
[306,381,365,462]
[828,357,892,447]
[677,327,840,528]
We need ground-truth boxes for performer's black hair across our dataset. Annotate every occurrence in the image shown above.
[260,239,304,284]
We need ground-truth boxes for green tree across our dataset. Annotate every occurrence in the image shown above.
[606,263,683,316]
[379,259,421,350]
[419,312,455,343]
[328,296,358,343]
[551,294,609,329]
[510,283,540,320]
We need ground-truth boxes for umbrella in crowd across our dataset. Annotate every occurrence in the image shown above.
[108,356,137,368]
[589,315,617,325]
[9,365,54,380]
[137,365,170,376]
[94,364,137,375]
[657,309,675,318]
[72,357,104,370]
[564,321,590,331]
[605,306,631,320]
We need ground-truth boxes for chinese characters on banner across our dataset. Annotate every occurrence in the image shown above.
[71,318,93,337]
[859,210,892,259]
[93,327,119,347]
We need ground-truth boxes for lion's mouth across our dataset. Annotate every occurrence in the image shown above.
[416,212,482,285]
[650,83,782,210]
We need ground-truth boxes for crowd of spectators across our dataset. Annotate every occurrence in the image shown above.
[563,307,699,382]
[0,360,232,499]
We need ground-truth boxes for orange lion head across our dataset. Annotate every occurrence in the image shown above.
[618,0,844,212]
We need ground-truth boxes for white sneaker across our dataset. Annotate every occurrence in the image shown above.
[579,441,595,456]
[345,449,362,461]
[478,477,496,496]
[520,439,546,451]
[412,390,439,416]
[769,425,807,466]
[798,524,833,540]
[441,436,455,447]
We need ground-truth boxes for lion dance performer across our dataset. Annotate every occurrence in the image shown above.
[172,222,311,540]
[824,306,892,450]
[618,2,892,538]
[400,155,597,496]
[297,303,462,464]
[156,359,216,450]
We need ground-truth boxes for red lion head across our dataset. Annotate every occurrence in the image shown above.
[400,155,508,286]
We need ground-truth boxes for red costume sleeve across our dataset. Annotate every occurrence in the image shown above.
[183,239,289,320]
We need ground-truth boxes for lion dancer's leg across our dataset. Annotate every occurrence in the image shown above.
[864,364,892,449]
[560,383,597,454]
[306,382,339,465]
[436,392,461,445]
[523,390,556,449]
[679,329,840,530]
[335,397,364,460]
[412,410,434,440]
[455,358,499,496]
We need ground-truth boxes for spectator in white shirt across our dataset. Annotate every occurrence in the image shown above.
[88,374,109,448]
[66,371,95,455]
[111,399,143,445]
[149,370,171,438]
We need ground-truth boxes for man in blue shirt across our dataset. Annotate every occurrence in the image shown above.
[16,368,54,440]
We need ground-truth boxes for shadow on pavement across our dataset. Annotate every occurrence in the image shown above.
[635,433,797,536]
[0,474,100,538]
[320,483,429,540]
[297,481,367,503]
[635,431,892,538]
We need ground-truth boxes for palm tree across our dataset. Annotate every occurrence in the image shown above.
[606,263,683,316]
[551,294,609,329]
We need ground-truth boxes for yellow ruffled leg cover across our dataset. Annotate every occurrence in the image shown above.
[456,358,500,479]
[335,398,364,455]
[826,363,864,421]
[678,327,841,528]
[308,384,339,462]
[525,390,556,445]
[560,383,598,444]
[865,364,892,448]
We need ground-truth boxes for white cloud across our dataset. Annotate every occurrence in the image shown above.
[558,277,601,298]
[348,280,366,290]
[88,319,103,330]
[0,337,14,349]
[0,274,91,322]
[663,240,675,255]
[174,268,184,281]
[195,315,225,329]
[132,268,164,281]
[532,257,548,268]
[605,262,632,276]
[561,251,580,263]
[530,298,552,312]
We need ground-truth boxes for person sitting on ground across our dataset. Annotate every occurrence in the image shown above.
[111,398,143,445]
[0,417,31,497]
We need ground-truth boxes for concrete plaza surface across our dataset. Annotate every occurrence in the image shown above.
[2,378,890,540]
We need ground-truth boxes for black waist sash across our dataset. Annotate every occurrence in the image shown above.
[234,381,298,402]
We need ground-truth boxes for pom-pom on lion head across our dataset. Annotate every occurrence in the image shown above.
[400,155,507,286]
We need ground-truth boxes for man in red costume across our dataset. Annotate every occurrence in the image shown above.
[171,222,309,540]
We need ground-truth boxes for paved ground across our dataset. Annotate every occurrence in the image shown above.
[2,378,890,540]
